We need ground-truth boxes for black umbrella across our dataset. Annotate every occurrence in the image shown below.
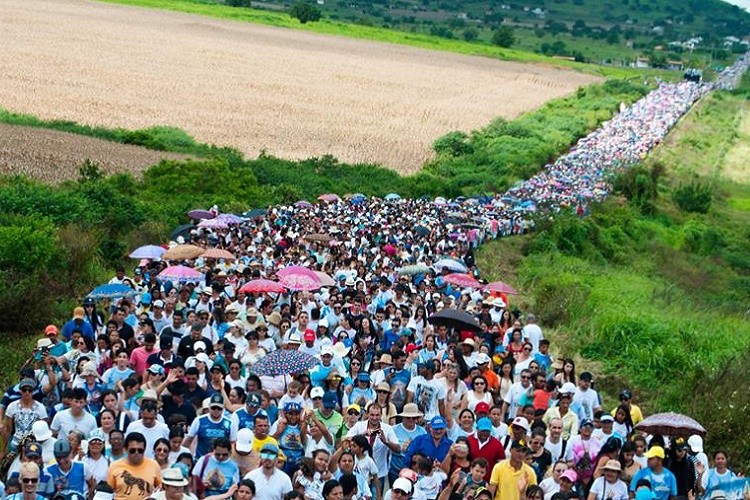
[414,225,430,237]
[428,308,482,332]
[170,223,194,241]
[244,208,267,219]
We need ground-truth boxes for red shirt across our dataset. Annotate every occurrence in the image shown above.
[468,434,506,482]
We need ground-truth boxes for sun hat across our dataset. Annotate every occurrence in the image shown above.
[288,332,302,344]
[377,353,393,365]
[551,359,564,370]
[398,403,423,418]
[332,342,350,357]
[602,459,622,472]
[36,338,53,350]
[161,468,188,487]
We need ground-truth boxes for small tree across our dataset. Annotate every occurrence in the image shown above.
[290,2,322,24]
[462,28,479,42]
[492,26,515,48]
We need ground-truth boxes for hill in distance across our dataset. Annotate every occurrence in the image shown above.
[243,0,750,65]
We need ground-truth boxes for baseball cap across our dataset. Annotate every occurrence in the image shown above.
[45,324,59,336]
[560,469,578,483]
[247,392,262,407]
[193,341,206,352]
[580,418,594,428]
[476,353,491,365]
[600,414,614,423]
[310,387,325,399]
[347,404,361,414]
[320,345,334,357]
[476,417,493,432]
[88,429,106,442]
[429,416,447,430]
[304,330,316,342]
[54,439,71,457]
[153,299,165,308]
[475,402,490,414]
[209,393,224,408]
[322,392,338,409]
[392,477,413,495]
[511,438,530,452]
[24,441,42,458]
[560,382,576,395]
[357,372,371,382]
[19,378,37,390]
[260,443,279,455]
[147,364,165,375]
[645,446,665,459]
[511,416,530,431]
[236,428,253,453]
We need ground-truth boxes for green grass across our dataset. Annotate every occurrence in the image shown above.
[94,0,668,79]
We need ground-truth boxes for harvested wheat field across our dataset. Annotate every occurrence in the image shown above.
[0,124,189,182]
[0,0,600,174]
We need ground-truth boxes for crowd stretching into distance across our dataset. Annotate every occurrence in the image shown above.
[1,54,749,500]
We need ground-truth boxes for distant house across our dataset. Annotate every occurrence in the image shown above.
[666,60,684,71]
[633,57,650,68]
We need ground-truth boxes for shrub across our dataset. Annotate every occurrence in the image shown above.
[433,131,473,157]
[672,181,713,213]
[492,26,515,47]
[290,2,322,23]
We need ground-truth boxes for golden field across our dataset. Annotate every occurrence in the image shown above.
[0,0,600,174]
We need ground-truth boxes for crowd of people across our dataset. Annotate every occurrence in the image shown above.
[1,54,748,500]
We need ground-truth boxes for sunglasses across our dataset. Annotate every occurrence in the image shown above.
[260,452,277,460]
[351,361,361,366]
[20,387,34,393]
[393,489,408,496]
[21,477,38,484]
[520,375,530,380]
[128,447,145,454]
[347,411,360,416]
[523,348,532,352]
[376,390,389,394]
[474,381,486,385]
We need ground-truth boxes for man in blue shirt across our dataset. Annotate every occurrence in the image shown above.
[389,403,426,486]
[383,350,411,413]
[404,416,453,464]
[40,439,92,497]
[630,446,678,500]
[272,402,307,476]
[380,317,403,351]
[184,394,235,458]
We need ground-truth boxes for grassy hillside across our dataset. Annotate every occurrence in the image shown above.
[144,0,750,66]
[477,75,750,468]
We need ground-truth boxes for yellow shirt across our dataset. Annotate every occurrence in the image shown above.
[107,457,162,500]
[543,406,579,440]
[489,459,537,500]
[252,435,279,452]
[611,404,644,425]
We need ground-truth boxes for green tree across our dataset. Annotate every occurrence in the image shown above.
[492,26,515,48]
[462,28,479,42]
[290,2,322,24]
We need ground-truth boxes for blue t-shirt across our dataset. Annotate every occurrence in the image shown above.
[41,462,87,497]
[276,424,305,465]
[630,468,677,500]
[194,454,239,496]
[384,368,411,412]
[390,423,427,474]
[192,415,232,458]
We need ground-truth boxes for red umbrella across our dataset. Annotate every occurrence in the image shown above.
[383,244,397,256]
[279,273,321,291]
[443,273,480,288]
[484,281,519,295]
[239,279,287,294]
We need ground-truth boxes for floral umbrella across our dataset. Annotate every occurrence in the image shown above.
[216,213,243,225]
[238,279,287,294]
[158,265,204,283]
[484,281,519,295]
[295,200,313,209]
[313,271,336,287]
[279,273,321,291]
[129,245,165,260]
[197,218,229,229]
[634,412,707,437]
[249,349,320,377]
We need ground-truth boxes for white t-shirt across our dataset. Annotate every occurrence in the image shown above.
[6,400,47,447]
[522,324,544,352]
[244,467,293,500]
[407,376,446,420]
[589,477,629,500]
[124,420,170,458]
[346,421,398,478]
[504,382,531,419]
[50,409,97,438]
[573,388,600,421]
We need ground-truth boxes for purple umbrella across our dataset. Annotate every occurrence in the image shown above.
[129,245,166,260]
[216,213,243,225]
[187,209,214,220]
[295,200,314,209]
[198,218,229,229]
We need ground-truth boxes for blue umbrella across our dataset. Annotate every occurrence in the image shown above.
[384,193,401,201]
[129,245,165,260]
[87,283,137,300]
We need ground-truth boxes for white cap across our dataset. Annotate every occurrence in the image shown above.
[476,353,491,365]
[318,318,329,329]
[688,435,704,453]
[392,477,413,494]
[236,428,253,453]
[153,299,165,308]
[32,420,53,442]
[320,345,334,357]
[511,416,530,431]
[310,387,325,399]
[194,341,206,352]
[559,382,576,395]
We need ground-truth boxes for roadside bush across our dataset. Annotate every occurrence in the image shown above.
[290,2,321,23]
[672,181,713,213]
[433,131,473,156]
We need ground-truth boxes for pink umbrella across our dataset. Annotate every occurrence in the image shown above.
[318,193,341,202]
[484,281,519,295]
[158,265,203,282]
[443,273,480,288]
[383,244,397,256]
[277,266,318,280]
[314,271,336,287]
[198,218,229,229]
[187,209,214,220]
[239,279,287,294]
[279,273,321,291]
